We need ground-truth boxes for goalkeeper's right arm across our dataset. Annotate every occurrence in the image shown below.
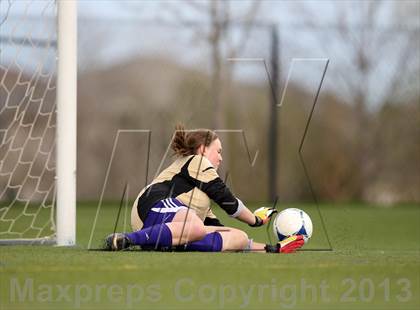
[236,203,277,227]
[236,205,260,225]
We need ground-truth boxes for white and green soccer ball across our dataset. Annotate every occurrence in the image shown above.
[273,208,313,243]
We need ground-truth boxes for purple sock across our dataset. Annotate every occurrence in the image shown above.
[126,224,172,248]
[184,232,223,252]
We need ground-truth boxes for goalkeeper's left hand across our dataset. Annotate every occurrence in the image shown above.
[249,207,277,227]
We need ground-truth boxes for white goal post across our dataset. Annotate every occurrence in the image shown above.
[56,0,77,246]
[0,0,77,246]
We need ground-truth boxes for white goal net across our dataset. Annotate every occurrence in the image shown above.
[0,0,76,245]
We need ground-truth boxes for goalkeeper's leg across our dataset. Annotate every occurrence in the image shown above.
[105,200,207,251]
[201,226,304,253]
[129,209,206,248]
[178,226,248,252]
[192,227,305,253]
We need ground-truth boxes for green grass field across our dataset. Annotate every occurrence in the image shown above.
[1,203,419,310]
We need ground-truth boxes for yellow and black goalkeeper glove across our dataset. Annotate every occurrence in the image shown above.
[249,207,277,227]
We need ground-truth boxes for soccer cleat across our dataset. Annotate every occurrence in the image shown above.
[278,235,305,253]
[104,233,131,251]
[265,235,305,253]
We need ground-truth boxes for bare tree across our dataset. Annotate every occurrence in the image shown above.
[289,0,419,201]
[152,0,262,129]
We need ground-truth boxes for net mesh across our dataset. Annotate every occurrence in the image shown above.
[0,0,57,241]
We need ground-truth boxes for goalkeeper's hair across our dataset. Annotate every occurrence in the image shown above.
[171,123,218,156]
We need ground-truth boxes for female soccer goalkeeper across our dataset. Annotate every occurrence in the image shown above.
[105,125,304,253]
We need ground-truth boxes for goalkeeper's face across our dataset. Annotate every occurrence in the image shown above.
[203,138,223,170]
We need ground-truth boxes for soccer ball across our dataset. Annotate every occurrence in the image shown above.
[273,208,313,243]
